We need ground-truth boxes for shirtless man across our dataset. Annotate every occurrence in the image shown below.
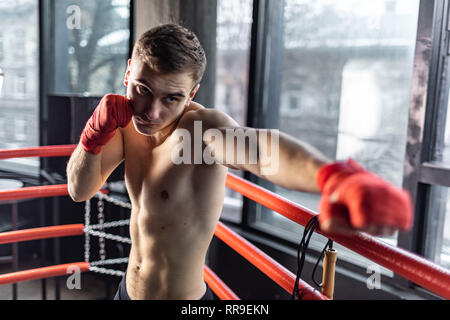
[66,24,413,300]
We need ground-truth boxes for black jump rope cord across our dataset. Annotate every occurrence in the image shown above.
[291,215,333,300]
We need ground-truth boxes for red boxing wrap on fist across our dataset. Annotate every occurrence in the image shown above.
[317,159,413,233]
[81,94,132,155]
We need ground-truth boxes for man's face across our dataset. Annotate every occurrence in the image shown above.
[124,58,198,136]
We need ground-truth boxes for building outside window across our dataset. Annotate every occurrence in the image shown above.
[52,0,130,95]
[0,0,39,176]
[0,0,131,176]
[15,74,26,97]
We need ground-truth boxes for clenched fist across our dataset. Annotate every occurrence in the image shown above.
[81,94,132,155]
[317,159,413,236]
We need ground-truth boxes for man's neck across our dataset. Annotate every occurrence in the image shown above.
[146,112,185,149]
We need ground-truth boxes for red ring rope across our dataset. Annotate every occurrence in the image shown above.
[0,184,109,202]
[0,262,90,285]
[0,145,76,160]
[0,184,69,202]
[204,265,240,300]
[0,224,84,245]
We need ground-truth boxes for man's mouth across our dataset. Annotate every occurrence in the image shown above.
[135,117,159,126]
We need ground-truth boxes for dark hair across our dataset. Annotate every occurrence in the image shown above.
[132,24,206,86]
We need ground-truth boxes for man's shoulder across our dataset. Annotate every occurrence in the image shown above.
[179,102,239,130]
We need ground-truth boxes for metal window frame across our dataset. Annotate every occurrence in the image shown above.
[243,0,284,229]
[398,0,449,290]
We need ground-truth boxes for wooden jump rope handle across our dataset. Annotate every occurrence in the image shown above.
[321,248,338,299]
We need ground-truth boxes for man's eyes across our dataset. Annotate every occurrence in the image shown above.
[165,96,179,103]
[136,85,181,103]
[137,85,149,95]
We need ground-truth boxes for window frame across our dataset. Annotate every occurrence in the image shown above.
[242,0,284,229]
[397,0,449,290]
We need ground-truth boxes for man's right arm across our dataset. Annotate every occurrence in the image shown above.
[66,94,131,202]
[67,128,125,202]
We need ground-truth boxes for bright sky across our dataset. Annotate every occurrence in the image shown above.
[287,0,419,16]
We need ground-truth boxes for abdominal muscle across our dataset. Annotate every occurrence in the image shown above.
[124,204,214,300]
[122,163,227,300]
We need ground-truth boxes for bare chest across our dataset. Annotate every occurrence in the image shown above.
[120,122,228,234]
[124,132,193,213]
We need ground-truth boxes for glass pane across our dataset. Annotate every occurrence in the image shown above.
[425,185,450,269]
[0,0,39,176]
[53,0,130,95]
[216,0,253,223]
[444,99,450,163]
[254,0,420,271]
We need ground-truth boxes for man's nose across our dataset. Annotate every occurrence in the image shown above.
[144,99,161,120]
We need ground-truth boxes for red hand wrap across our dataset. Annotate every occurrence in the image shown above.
[81,94,132,155]
[317,159,413,231]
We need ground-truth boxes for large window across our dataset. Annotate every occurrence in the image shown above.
[424,185,450,269]
[441,102,450,267]
[0,0,39,176]
[0,0,131,176]
[52,0,130,95]
[216,0,253,223]
[251,0,421,272]
[422,55,450,270]
[443,99,450,164]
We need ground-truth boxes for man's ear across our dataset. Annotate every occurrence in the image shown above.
[186,84,200,105]
[124,59,132,87]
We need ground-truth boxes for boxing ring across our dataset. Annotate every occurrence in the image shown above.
[0,145,449,300]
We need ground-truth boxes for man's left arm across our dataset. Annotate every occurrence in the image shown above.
[201,109,413,236]
[207,124,331,193]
